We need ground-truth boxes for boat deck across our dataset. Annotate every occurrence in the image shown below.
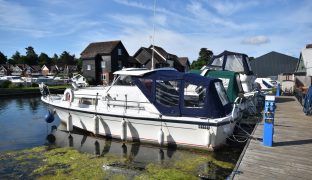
[232,96,312,179]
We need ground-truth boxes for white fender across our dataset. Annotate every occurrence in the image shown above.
[63,89,74,102]
[158,128,164,146]
[93,115,99,135]
[121,119,127,141]
[67,113,73,132]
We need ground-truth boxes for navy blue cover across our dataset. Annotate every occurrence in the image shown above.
[133,70,232,118]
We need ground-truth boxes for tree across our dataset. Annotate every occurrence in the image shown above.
[9,51,21,65]
[25,46,39,65]
[59,51,75,65]
[52,53,59,65]
[0,51,7,64]
[190,48,213,69]
[38,53,52,67]
[77,58,82,73]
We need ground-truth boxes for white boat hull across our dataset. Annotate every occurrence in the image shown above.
[45,99,236,151]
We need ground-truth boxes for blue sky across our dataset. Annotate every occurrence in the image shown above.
[0,0,311,61]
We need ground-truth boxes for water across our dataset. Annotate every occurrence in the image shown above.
[0,96,248,179]
[0,96,60,152]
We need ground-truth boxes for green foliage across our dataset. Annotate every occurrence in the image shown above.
[0,51,7,64]
[191,48,213,70]
[9,51,21,65]
[4,47,79,68]
[38,53,52,67]
[25,46,39,65]
[0,80,11,88]
[59,51,76,65]
[31,83,39,87]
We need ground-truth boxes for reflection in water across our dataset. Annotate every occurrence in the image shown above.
[0,97,60,152]
[48,124,178,165]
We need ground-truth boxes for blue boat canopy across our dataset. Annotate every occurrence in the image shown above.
[132,70,232,118]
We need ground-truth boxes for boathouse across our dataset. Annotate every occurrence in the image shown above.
[250,51,298,78]
[80,40,129,85]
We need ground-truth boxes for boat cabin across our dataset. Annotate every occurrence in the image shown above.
[207,51,253,75]
[113,68,232,118]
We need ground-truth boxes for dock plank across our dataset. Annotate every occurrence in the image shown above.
[232,96,312,180]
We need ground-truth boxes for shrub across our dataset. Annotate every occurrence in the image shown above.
[31,83,39,87]
[0,80,12,88]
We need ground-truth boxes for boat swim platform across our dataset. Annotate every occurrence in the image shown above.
[231,96,312,180]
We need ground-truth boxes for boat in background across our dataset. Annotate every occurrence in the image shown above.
[205,51,256,93]
[41,68,240,150]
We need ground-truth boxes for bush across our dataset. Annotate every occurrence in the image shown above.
[8,83,17,88]
[0,80,12,88]
[31,83,39,87]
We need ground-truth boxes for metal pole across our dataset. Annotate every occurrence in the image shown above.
[151,0,156,70]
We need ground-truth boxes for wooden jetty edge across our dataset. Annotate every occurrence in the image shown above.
[231,96,312,180]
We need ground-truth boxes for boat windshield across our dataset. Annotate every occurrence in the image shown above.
[114,75,134,86]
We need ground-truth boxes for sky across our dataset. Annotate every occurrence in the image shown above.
[0,0,311,62]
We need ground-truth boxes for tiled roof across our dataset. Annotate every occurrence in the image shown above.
[80,40,121,59]
[178,57,190,66]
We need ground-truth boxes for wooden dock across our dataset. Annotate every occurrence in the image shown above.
[232,96,312,180]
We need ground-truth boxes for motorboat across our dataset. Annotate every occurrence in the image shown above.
[40,68,240,150]
[191,69,258,116]
[206,51,256,93]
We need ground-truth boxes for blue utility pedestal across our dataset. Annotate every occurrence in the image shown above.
[276,84,280,96]
[263,95,275,147]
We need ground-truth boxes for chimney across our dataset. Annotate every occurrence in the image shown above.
[306,44,312,49]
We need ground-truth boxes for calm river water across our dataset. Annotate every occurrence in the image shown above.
[0,96,248,179]
[0,96,60,152]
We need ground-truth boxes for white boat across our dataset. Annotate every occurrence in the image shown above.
[41,68,240,150]
[206,51,256,93]
[0,76,25,85]
[255,78,279,92]
[204,51,261,115]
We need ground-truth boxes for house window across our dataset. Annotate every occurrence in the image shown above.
[101,74,106,80]
[101,61,106,68]
[118,49,122,56]
[87,65,91,70]
[167,60,174,67]
[118,61,122,69]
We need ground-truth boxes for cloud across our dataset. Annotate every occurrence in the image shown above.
[109,14,148,27]
[207,0,259,16]
[186,1,256,31]
[241,35,270,45]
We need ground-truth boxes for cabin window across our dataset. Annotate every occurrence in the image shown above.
[218,78,230,90]
[115,75,133,85]
[211,56,224,67]
[184,83,206,108]
[236,75,244,93]
[215,82,229,106]
[139,78,153,92]
[156,80,179,107]
[80,98,93,105]
[87,65,91,70]
[225,55,244,73]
